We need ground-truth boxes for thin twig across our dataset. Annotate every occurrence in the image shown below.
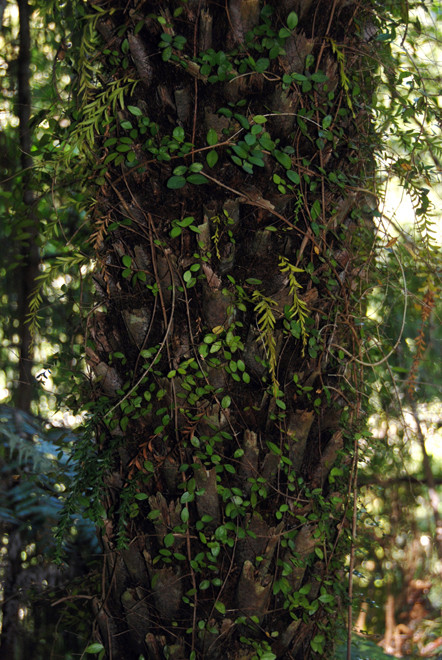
[332,248,407,367]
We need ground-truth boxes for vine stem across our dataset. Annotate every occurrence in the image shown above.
[104,217,176,420]
[347,434,359,660]
[332,247,407,367]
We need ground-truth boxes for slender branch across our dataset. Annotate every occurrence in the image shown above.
[332,248,407,368]
[409,399,442,559]
[358,474,442,487]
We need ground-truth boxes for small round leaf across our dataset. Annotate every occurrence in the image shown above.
[287,12,298,30]
[167,176,186,189]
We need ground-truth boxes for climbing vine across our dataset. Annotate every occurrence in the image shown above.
[6,0,438,659]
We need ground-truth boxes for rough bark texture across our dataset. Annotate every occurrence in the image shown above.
[83,1,376,658]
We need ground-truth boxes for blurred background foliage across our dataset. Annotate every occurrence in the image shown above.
[0,0,440,658]
[0,405,100,659]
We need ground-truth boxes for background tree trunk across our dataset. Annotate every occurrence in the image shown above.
[15,0,39,412]
[81,1,376,658]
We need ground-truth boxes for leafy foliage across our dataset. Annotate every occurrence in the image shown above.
[0,404,99,658]
[0,0,441,658]
[278,257,309,355]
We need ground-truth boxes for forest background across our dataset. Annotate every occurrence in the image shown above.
[0,0,441,659]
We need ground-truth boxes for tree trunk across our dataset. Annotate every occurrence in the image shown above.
[79,1,377,658]
[15,0,39,412]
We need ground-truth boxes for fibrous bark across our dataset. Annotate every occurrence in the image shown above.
[78,1,377,657]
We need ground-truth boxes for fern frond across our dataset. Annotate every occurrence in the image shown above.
[251,290,278,396]
[406,285,436,398]
[279,256,310,356]
[26,251,89,341]
[330,38,355,118]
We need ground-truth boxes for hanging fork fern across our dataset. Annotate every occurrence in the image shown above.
[252,259,311,394]
[27,251,89,343]
[251,290,278,395]
[279,256,310,356]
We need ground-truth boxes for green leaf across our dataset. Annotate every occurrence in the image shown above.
[104,152,117,165]
[85,643,105,654]
[221,395,231,409]
[178,216,195,227]
[279,27,291,39]
[319,593,335,603]
[311,634,325,653]
[181,507,189,523]
[214,601,226,614]
[255,57,270,73]
[135,493,149,500]
[186,173,208,185]
[311,199,322,221]
[206,150,218,168]
[164,533,174,547]
[233,113,250,130]
[287,11,298,30]
[275,150,292,170]
[188,162,203,173]
[173,126,185,142]
[217,107,232,118]
[286,169,300,184]
[206,128,218,146]
[267,441,282,455]
[250,123,263,135]
[122,255,131,268]
[173,165,188,176]
[162,46,172,61]
[167,175,186,189]
[322,114,332,129]
[248,155,265,167]
[259,135,275,150]
[127,105,142,116]
[311,71,327,83]
[232,144,249,159]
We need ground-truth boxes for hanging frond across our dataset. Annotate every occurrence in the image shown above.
[251,290,278,395]
[278,256,310,356]
[26,251,89,341]
[406,284,436,398]
[330,38,355,118]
